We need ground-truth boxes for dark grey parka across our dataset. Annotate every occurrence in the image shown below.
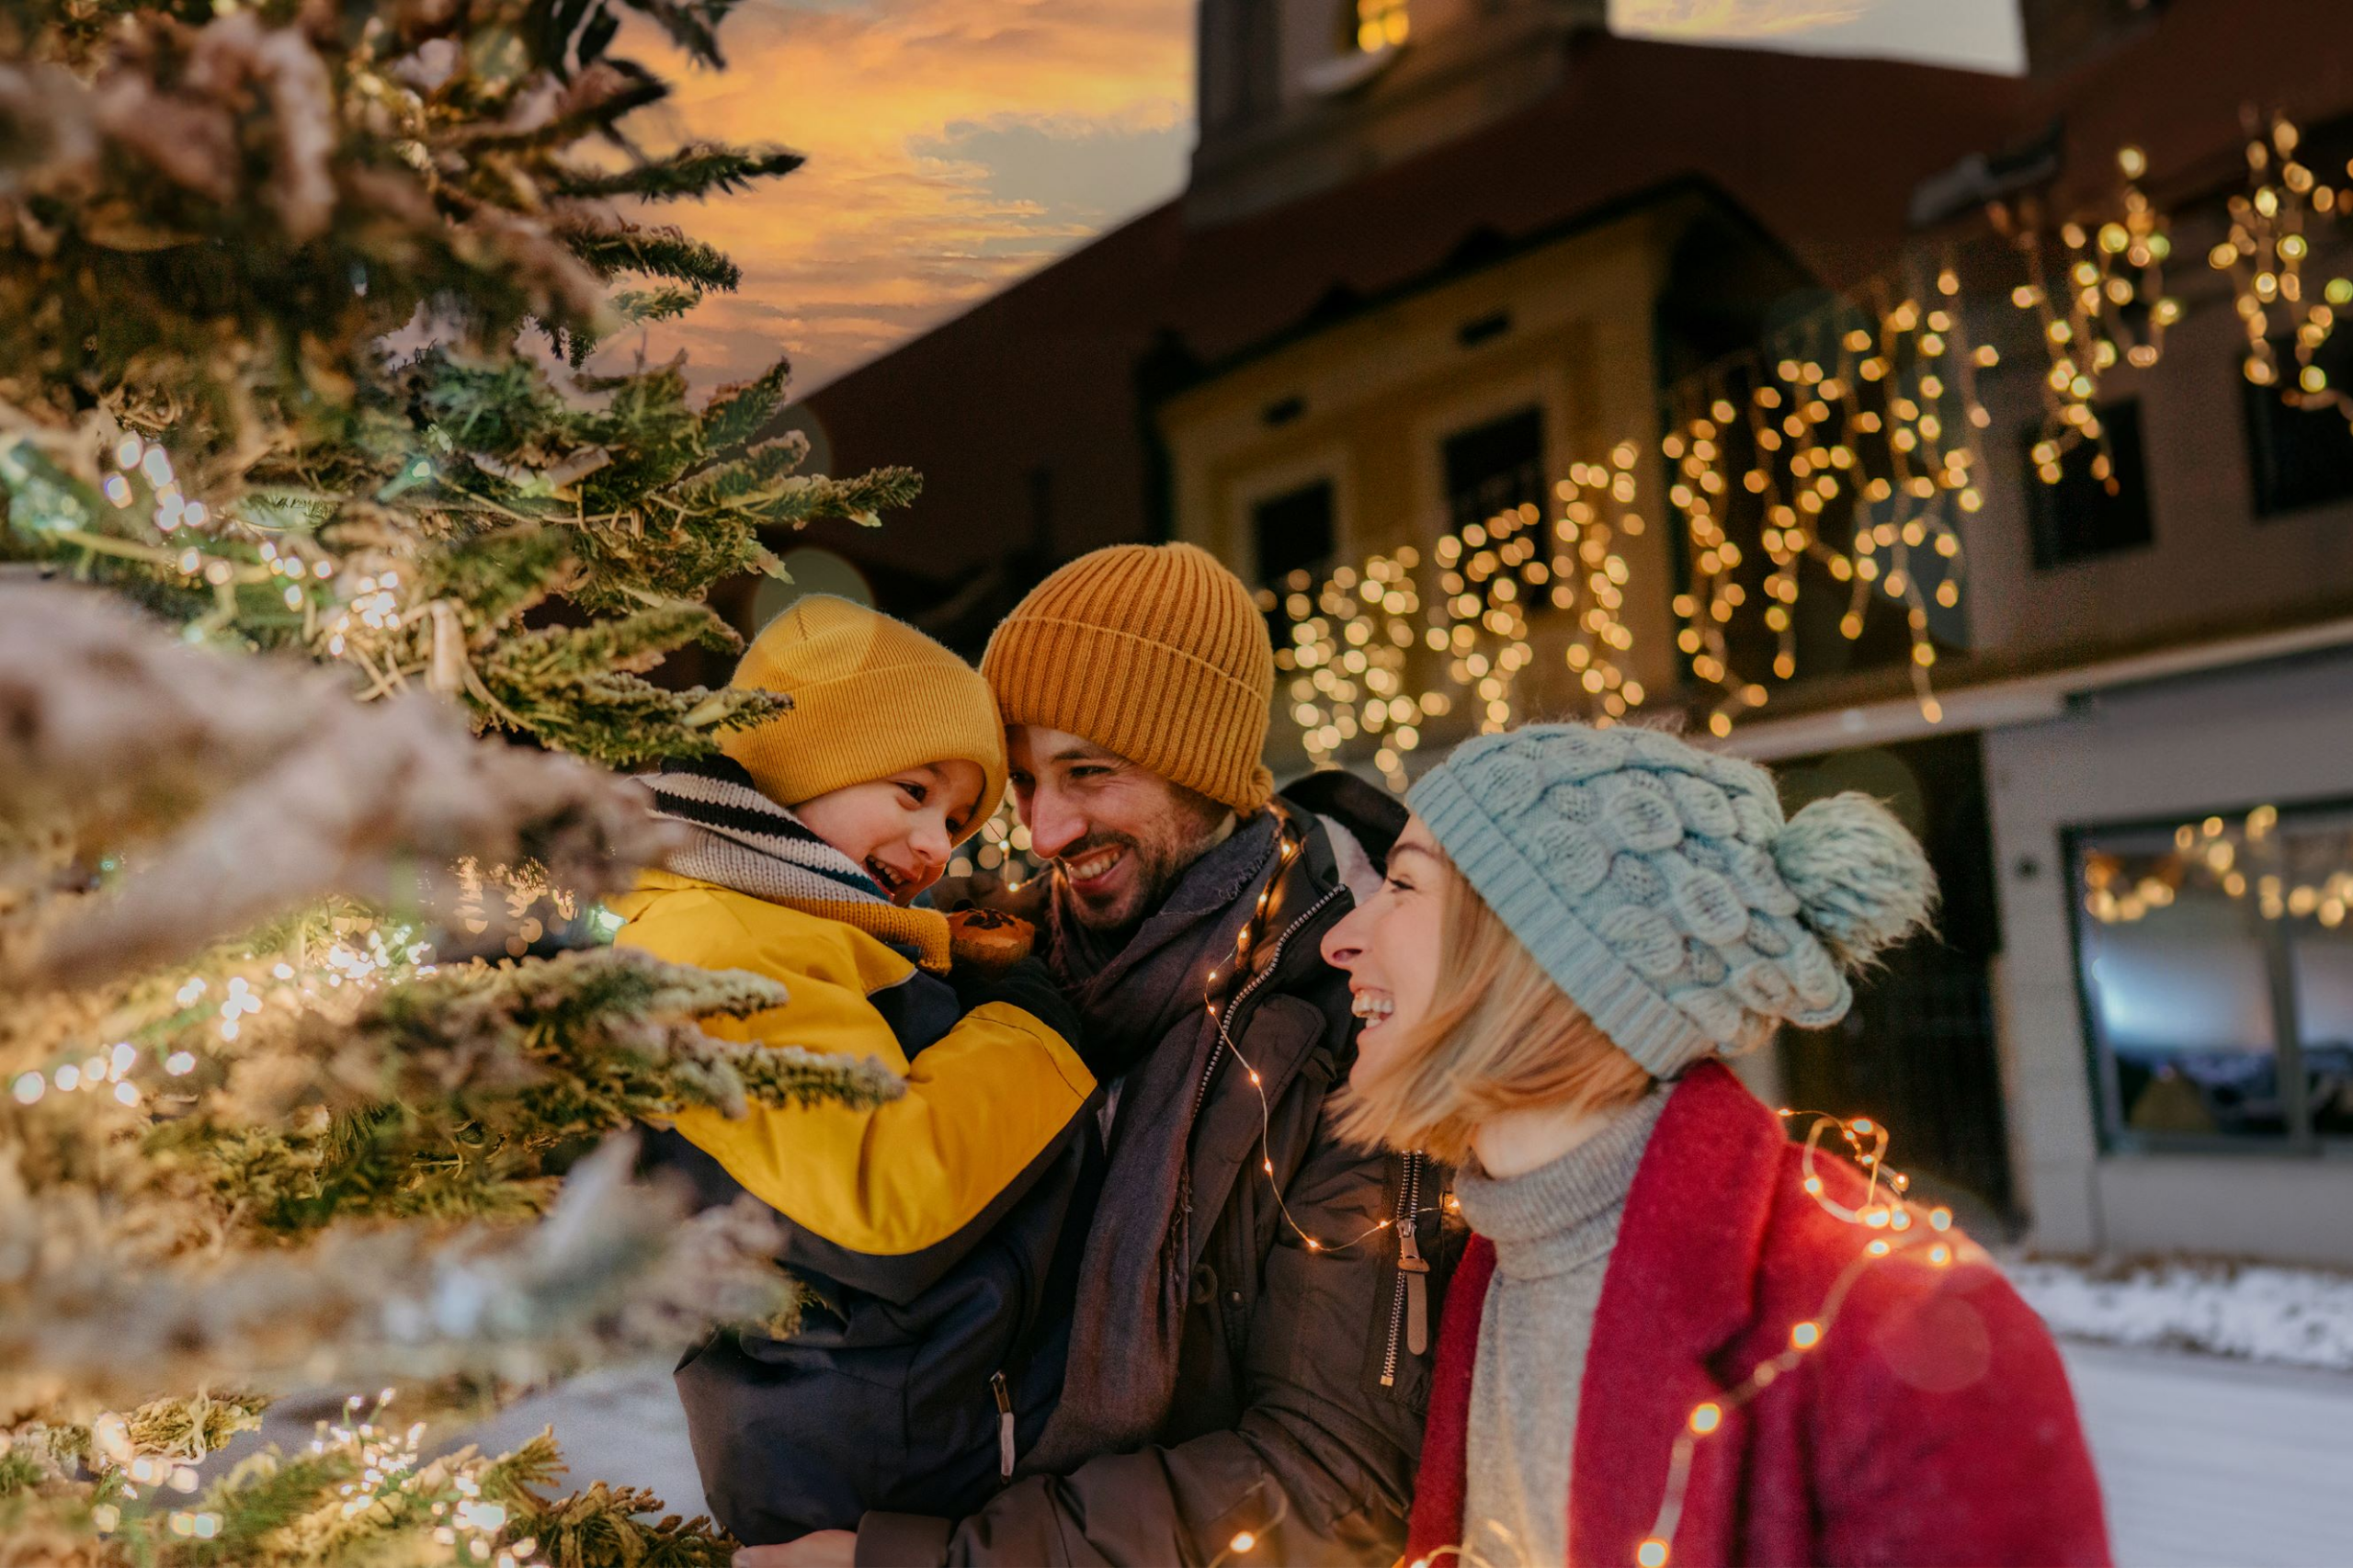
[858,772,1466,1565]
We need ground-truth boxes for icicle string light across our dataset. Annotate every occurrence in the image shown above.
[1664,269,1984,736]
[1267,281,1987,767]
[1262,123,2353,763]
[1992,144,2179,484]
[2211,113,2353,412]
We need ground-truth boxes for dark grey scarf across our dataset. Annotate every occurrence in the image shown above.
[1025,812,1284,1471]
[1047,813,1282,1081]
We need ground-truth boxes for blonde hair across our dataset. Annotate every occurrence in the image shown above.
[1334,847,1653,1165]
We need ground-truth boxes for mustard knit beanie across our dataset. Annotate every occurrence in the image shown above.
[722,595,1006,833]
[982,543,1274,814]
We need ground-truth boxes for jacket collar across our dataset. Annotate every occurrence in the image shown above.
[1409,1064,1789,1566]
[616,868,955,973]
[1569,1061,1785,1563]
[1604,1061,1783,1357]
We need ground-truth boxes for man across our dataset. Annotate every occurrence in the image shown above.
[750,542,1456,1565]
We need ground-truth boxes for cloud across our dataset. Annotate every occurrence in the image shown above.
[1612,0,2021,68]
[1613,0,1875,37]
[601,0,1193,394]
[607,0,2013,395]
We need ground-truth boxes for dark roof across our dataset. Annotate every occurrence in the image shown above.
[801,0,2353,594]
[2026,0,2353,215]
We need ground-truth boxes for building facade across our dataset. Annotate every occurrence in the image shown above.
[793,0,2353,1265]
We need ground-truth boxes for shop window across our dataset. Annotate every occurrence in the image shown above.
[2242,333,2353,517]
[2073,799,2353,1149]
[1441,405,1546,533]
[2023,400,2154,569]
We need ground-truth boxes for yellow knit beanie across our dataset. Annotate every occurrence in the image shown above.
[981,543,1274,814]
[722,595,1006,833]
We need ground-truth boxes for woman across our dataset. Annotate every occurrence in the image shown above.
[1321,722,2109,1568]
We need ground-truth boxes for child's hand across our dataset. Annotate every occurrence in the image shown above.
[734,1530,854,1568]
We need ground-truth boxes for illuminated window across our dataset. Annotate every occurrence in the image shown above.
[2073,800,2353,1151]
[2243,333,2353,517]
[2021,399,2153,569]
[1354,0,1408,52]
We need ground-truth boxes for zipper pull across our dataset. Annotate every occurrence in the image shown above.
[991,1369,1016,1480]
[1398,1156,1430,1358]
[1397,1217,1429,1358]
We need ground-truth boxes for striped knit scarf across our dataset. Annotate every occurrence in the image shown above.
[635,756,894,912]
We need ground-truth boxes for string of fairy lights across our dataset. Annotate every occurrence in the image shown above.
[1169,813,1972,1568]
[28,108,2353,1568]
[6,862,571,1113]
[1392,1112,1957,1568]
[2081,801,2353,927]
[1992,145,2179,484]
[1259,116,2353,783]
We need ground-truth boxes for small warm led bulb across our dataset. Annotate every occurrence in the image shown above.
[1790,1321,1822,1350]
[1688,1403,1722,1435]
[1637,1539,1670,1567]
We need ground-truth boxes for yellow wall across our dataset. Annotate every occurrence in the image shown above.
[1158,200,1691,775]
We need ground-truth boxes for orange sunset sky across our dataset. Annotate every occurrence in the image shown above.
[616,0,2021,395]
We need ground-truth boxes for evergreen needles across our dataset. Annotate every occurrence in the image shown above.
[0,0,918,1560]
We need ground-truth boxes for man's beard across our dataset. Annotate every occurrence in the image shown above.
[1050,828,1200,935]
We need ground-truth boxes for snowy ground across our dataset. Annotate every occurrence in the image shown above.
[2066,1342,2353,1568]
[470,1336,2353,1567]
[2010,1256,2353,1372]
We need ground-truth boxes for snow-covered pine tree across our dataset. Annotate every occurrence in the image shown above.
[0,2,912,1561]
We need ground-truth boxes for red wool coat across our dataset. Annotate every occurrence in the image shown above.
[1407,1062,2111,1568]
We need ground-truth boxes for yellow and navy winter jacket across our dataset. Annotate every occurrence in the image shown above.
[610,774,1098,1544]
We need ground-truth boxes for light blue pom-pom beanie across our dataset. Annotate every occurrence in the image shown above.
[1406,722,1938,1077]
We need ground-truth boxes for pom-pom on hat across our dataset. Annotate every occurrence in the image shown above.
[1407,722,1937,1078]
[722,595,1006,833]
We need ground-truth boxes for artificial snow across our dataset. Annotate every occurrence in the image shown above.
[2008,1256,2353,1372]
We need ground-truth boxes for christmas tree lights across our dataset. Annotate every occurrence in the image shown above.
[1,2,924,1560]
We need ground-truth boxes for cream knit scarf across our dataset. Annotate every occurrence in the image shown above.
[635,756,892,911]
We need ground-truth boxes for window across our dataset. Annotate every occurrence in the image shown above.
[2023,400,2154,568]
[1349,0,1408,52]
[2242,332,2353,517]
[2073,799,2353,1149]
[1441,405,1546,534]
[1252,480,1336,590]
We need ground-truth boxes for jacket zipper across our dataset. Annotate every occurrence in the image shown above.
[1381,1152,1430,1388]
[990,1369,1015,1480]
[1190,882,1347,1127]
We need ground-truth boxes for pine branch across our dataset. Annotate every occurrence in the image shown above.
[0,4,934,1557]
[0,587,676,993]
[0,1137,802,1413]
[461,60,670,150]
[620,0,740,70]
[507,1480,738,1568]
[612,285,704,325]
[554,142,803,202]
[682,452,924,530]
[563,221,742,291]
[698,361,795,460]
[140,942,904,1237]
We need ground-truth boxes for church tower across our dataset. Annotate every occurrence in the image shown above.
[1188,0,1609,225]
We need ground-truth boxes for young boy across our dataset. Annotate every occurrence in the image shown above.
[608,595,1097,1546]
